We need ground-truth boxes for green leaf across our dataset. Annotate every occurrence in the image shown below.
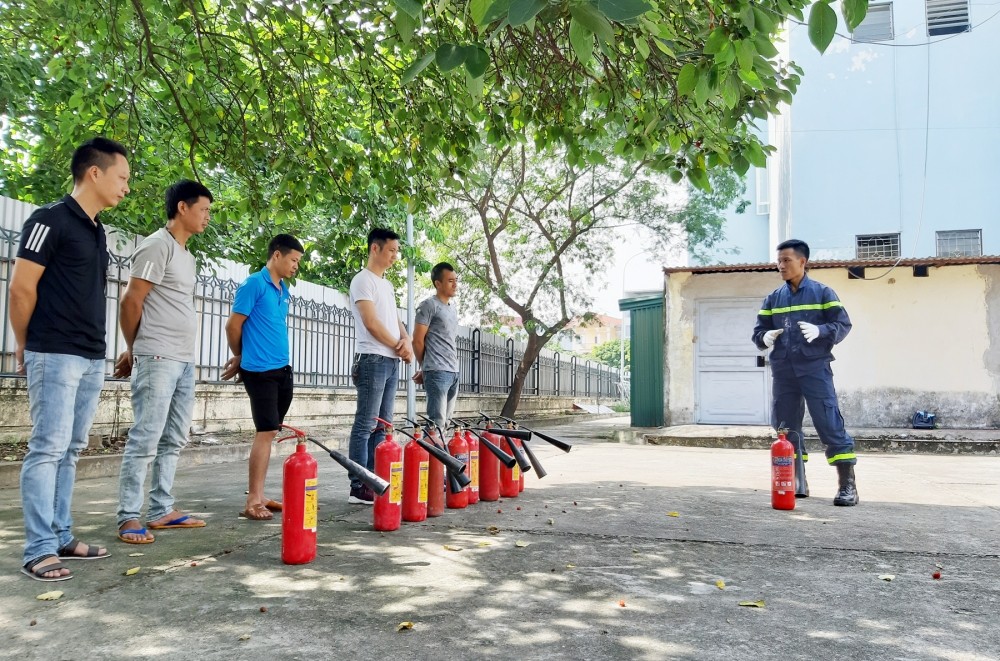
[470,0,491,25]
[464,45,490,78]
[435,43,467,72]
[739,6,755,32]
[569,19,594,64]
[721,73,740,109]
[841,0,868,31]
[508,0,546,26]
[808,1,837,53]
[746,141,767,168]
[401,52,436,84]
[481,0,513,25]
[694,70,711,105]
[393,0,423,20]
[704,28,729,55]
[754,35,779,58]
[676,62,698,96]
[752,7,775,34]
[633,35,650,59]
[733,154,750,176]
[735,40,755,72]
[466,71,485,99]
[568,3,614,43]
[597,0,651,22]
[396,10,419,44]
[687,166,711,192]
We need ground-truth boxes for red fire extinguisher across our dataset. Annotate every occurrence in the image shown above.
[446,429,470,509]
[425,427,446,517]
[373,419,402,531]
[771,429,796,511]
[464,428,480,504]
[402,426,430,522]
[499,436,520,499]
[479,431,502,501]
[282,433,318,565]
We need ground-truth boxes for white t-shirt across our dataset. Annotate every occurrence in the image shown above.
[350,268,400,358]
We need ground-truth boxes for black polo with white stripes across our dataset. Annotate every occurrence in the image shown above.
[16,195,110,359]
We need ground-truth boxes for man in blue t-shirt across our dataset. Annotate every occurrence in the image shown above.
[223,234,304,521]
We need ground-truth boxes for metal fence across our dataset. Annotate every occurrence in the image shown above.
[0,223,619,398]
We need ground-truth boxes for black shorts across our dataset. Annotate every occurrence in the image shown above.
[240,365,294,432]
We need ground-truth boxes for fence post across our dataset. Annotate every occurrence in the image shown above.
[505,337,514,390]
[570,356,577,396]
[533,353,540,395]
[472,328,481,394]
[554,352,560,396]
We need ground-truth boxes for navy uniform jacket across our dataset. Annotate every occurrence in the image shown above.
[751,274,852,377]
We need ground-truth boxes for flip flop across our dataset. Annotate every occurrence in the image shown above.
[239,504,273,521]
[57,537,111,560]
[148,514,206,530]
[22,555,73,582]
[118,526,155,545]
[264,500,283,512]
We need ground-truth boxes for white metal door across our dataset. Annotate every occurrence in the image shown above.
[695,298,770,424]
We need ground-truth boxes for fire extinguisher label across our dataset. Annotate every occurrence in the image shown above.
[389,462,403,504]
[512,463,520,481]
[418,461,429,503]
[303,478,318,531]
[470,450,479,490]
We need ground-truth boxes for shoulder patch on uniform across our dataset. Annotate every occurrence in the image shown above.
[24,223,52,252]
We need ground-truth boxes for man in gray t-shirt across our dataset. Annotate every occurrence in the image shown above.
[413,262,460,431]
[113,180,212,544]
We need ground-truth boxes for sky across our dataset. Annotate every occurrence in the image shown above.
[588,226,684,318]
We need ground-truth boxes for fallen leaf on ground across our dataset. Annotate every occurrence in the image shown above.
[514,540,530,548]
[547,518,555,525]
[486,525,500,535]
[716,580,726,590]
[566,564,576,569]
[618,599,626,607]
[36,591,63,601]
[123,567,140,576]
[738,600,766,608]
[878,574,895,582]
[397,621,414,632]
[443,545,462,552]
[477,541,491,547]
[127,553,144,557]
[667,511,680,517]
[238,634,250,641]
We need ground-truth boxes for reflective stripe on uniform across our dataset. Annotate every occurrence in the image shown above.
[758,301,844,316]
[827,452,856,464]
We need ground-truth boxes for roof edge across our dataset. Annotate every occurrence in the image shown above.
[664,255,1000,275]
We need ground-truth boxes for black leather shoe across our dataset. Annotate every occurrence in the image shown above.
[833,463,859,506]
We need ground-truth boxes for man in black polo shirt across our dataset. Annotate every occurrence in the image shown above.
[8,137,130,581]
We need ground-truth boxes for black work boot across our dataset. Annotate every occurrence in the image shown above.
[833,464,859,506]
[795,456,809,498]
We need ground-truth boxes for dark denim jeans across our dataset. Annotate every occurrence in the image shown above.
[348,353,399,489]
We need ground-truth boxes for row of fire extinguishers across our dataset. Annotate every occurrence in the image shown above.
[277,413,572,565]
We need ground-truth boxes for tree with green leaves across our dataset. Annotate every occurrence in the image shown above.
[430,139,743,415]
[1,0,868,277]
[591,338,630,371]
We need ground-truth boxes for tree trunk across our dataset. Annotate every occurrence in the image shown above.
[501,334,544,418]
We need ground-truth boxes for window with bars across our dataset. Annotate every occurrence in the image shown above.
[936,229,982,257]
[926,0,970,36]
[856,233,901,259]
[852,2,894,42]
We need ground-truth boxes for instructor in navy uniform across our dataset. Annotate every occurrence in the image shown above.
[752,239,859,506]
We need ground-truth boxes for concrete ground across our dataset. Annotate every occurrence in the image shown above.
[1,417,998,660]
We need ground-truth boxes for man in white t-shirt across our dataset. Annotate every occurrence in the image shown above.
[347,228,413,504]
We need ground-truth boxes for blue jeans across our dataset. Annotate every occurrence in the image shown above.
[117,356,195,526]
[348,354,398,489]
[424,370,459,432]
[20,351,105,566]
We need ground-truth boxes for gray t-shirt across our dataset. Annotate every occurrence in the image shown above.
[415,295,458,372]
[130,228,197,362]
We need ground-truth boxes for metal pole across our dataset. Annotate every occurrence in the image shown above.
[406,211,416,421]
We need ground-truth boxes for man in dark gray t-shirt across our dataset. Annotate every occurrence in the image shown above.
[413,262,460,431]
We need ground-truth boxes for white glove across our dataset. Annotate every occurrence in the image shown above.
[798,321,820,343]
[763,329,784,348]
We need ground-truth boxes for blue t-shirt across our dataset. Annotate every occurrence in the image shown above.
[232,268,291,372]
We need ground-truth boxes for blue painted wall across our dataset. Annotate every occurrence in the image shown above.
[697,0,1000,264]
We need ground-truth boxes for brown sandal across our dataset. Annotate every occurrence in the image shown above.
[264,499,283,512]
[240,504,273,521]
